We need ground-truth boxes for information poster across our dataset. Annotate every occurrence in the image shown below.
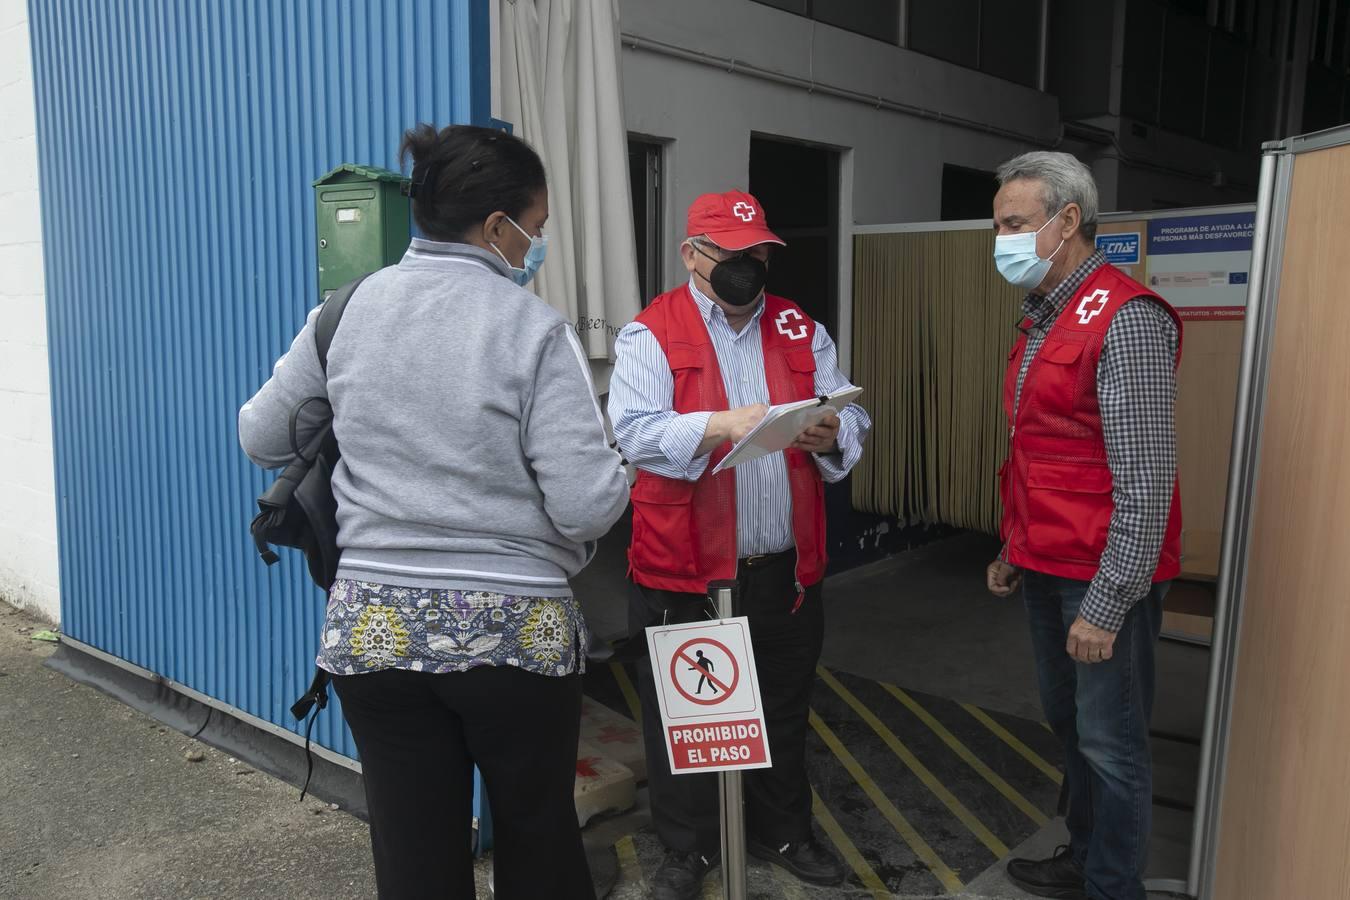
[1145,212,1255,320]
[1095,220,1147,282]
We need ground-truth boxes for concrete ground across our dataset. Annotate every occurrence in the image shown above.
[0,602,388,900]
[586,531,1202,898]
[820,531,1215,890]
[2,531,1206,899]
[821,532,1204,894]
[821,532,1045,721]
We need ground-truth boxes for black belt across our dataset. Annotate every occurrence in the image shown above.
[738,549,794,569]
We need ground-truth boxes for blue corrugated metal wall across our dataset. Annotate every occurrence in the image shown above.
[29,0,490,758]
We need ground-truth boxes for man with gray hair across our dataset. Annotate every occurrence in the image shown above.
[986,152,1182,900]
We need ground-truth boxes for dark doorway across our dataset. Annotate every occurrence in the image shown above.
[748,136,841,336]
[941,164,999,221]
[628,136,665,305]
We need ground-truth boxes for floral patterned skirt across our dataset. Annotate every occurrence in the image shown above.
[316,579,589,678]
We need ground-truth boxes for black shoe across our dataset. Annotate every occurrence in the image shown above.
[1005,845,1088,899]
[749,836,846,886]
[650,848,719,900]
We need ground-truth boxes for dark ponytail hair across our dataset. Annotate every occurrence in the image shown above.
[399,123,547,243]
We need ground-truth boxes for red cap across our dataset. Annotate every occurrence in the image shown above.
[685,190,784,251]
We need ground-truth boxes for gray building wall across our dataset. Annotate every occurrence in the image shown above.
[618,0,1062,292]
[619,0,1298,267]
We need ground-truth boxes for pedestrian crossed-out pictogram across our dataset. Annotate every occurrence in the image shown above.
[670,637,740,706]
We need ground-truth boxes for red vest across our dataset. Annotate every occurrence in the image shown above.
[1000,263,1184,583]
[628,286,827,594]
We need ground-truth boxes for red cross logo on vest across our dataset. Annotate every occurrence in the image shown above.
[775,308,809,341]
[999,263,1185,586]
[732,201,757,223]
[1076,288,1111,325]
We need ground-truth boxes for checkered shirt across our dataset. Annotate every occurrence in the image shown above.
[1011,249,1180,632]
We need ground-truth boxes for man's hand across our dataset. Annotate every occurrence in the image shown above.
[986,560,1022,597]
[699,404,769,455]
[715,404,769,442]
[1066,615,1116,664]
[793,413,840,454]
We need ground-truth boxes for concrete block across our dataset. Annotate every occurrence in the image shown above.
[0,387,55,447]
[24,392,55,447]
[12,528,59,587]
[0,242,43,296]
[0,479,56,535]
[0,11,53,624]
[0,519,59,621]
[0,4,28,33]
[0,81,37,142]
[0,390,34,441]
[0,188,41,245]
[0,135,41,192]
[0,16,32,88]
[0,293,51,348]
[580,695,646,782]
[0,431,55,488]
[574,740,635,828]
[0,339,49,393]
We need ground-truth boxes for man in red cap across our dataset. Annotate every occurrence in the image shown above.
[608,190,870,898]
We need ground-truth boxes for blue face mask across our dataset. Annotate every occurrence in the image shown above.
[993,207,1067,290]
[491,216,548,287]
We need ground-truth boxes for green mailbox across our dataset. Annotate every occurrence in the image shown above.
[313,163,411,300]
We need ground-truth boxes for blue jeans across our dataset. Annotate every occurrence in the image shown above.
[1023,571,1167,900]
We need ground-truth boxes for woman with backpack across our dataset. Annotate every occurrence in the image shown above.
[239,123,629,899]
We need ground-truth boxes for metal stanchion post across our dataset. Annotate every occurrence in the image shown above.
[708,579,746,900]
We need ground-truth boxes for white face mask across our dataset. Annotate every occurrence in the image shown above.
[490,216,548,287]
[993,207,1067,290]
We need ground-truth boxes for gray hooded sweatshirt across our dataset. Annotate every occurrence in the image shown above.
[239,240,629,596]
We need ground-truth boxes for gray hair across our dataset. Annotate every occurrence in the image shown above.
[996,151,1099,242]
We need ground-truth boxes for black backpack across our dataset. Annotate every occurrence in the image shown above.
[248,272,370,794]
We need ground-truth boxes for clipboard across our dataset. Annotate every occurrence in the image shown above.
[711,386,863,474]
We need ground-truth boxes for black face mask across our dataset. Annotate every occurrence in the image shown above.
[694,243,768,307]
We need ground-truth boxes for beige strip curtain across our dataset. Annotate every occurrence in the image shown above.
[850,230,1024,534]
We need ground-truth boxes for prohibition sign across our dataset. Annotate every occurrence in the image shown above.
[670,637,740,706]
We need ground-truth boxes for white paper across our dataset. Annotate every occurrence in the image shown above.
[712,386,863,474]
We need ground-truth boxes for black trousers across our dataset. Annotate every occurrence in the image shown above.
[331,666,592,900]
[629,552,826,854]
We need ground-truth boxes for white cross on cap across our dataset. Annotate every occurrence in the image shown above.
[732,201,756,222]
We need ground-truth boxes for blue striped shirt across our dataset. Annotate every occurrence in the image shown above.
[608,281,871,556]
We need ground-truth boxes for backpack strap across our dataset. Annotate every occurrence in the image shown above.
[292,665,332,802]
[252,273,374,566]
[287,271,373,800]
[314,271,374,375]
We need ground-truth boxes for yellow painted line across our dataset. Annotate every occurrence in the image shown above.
[810,786,893,899]
[880,683,1048,826]
[610,661,643,723]
[961,702,1063,786]
[809,709,963,893]
[615,834,644,890]
[818,667,1009,859]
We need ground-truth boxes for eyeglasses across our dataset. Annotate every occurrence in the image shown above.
[690,238,773,264]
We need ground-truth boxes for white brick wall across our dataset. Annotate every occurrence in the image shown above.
[0,0,59,622]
